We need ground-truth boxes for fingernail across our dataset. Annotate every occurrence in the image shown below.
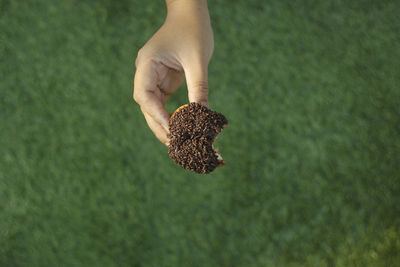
[200,101,209,108]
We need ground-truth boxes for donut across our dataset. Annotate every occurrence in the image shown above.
[168,103,228,174]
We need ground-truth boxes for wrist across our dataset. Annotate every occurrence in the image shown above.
[166,0,207,6]
[166,0,208,17]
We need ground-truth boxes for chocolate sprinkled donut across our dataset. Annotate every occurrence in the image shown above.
[168,103,228,174]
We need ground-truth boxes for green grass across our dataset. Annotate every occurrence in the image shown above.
[1,0,400,266]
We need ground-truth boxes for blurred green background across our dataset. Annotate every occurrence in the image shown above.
[1,0,399,266]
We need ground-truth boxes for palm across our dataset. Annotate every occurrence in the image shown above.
[154,62,185,106]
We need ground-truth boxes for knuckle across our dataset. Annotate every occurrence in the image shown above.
[133,91,142,104]
[135,48,145,67]
[193,81,209,95]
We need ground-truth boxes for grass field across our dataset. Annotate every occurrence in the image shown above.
[1,0,400,266]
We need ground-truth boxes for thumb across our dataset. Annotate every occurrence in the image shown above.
[185,63,209,107]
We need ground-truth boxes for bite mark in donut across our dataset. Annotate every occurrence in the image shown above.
[168,103,228,174]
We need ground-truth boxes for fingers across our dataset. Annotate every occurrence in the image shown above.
[159,68,184,96]
[134,60,170,132]
[143,112,169,146]
[139,91,170,132]
[184,62,209,107]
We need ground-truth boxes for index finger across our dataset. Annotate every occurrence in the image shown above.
[143,112,170,146]
[134,60,170,132]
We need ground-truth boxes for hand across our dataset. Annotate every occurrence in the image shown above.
[133,0,214,145]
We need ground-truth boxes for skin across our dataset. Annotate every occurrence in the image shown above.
[133,0,214,145]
